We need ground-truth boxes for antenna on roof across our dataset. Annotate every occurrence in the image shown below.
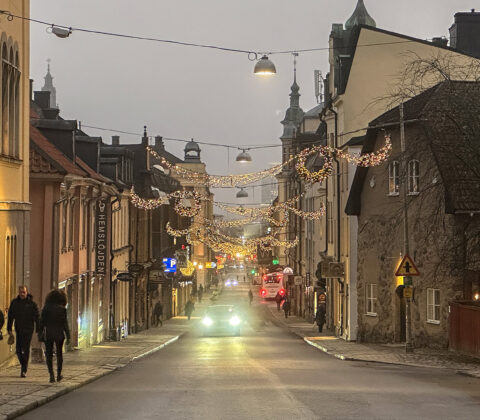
[314,70,323,104]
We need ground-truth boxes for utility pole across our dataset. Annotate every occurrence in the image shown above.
[400,102,414,353]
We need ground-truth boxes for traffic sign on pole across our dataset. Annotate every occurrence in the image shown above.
[395,255,420,277]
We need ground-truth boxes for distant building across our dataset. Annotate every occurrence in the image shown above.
[41,60,58,109]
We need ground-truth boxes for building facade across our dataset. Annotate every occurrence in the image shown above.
[0,0,30,365]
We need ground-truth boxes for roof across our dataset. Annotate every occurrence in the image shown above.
[75,157,110,182]
[334,23,480,97]
[346,81,480,215]
[30,124,86,177]
[304,103,325,118]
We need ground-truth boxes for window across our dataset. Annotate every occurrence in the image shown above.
[366,284,377,316]
[68,199,76,249]
[1,44,20,158]
[82,200,88,248]
[388,161,400,195]
[61,201,68,251]
[408,160,419,195]
[4,235,16,310]
[427,288,440,324]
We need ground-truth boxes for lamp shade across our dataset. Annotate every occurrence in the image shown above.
[236,150,252,163]
[236,188,248,199]
[254,55,276,75]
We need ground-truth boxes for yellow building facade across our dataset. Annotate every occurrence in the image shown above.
[0,0,30,365]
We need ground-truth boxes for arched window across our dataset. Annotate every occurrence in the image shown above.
[388,160,400,195]
[0,42,20,158]
[1,44,8,155]
[408,160,420,195]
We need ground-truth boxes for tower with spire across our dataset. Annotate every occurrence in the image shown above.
[41,59,58,109]
[280,55,304,156]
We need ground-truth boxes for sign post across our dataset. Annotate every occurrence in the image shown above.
[395,252,420,353]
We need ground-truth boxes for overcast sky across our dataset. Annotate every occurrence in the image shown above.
[30,0,476,204]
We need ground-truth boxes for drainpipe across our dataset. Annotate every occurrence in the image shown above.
[328,103,344,336]
[109,196,120,340]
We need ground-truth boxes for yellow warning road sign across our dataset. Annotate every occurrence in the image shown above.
[395,255,420,276]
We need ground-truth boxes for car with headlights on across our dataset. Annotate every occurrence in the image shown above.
[224,278,238,287]
[201,305,242,336]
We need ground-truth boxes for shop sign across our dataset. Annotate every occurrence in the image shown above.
[116,273,134,282]
[95,199,108,276]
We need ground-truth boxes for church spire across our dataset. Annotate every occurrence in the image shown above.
[41,59,58,109]
[281,54,304,140]
[345,0,376,29]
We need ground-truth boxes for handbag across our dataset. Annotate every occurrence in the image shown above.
[7,334,14,345]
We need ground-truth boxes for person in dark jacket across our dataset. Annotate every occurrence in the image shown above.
[315,303,326,333]
[248,289,253,306]
[40,289,70,383]
[153,301,163,327]
[185,300,195,320]
[7,285,40,378]
[0,309,4,340]
[274,292,283,311]
[198,285,204,303]
[282,297,291,319]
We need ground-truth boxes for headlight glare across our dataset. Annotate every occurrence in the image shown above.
[229,315,241,326]
[202,316,213,326]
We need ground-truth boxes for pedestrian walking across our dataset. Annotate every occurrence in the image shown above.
[198,285,204,303]
[153,301,163,327]
[7,285,40,378]
[315,303,326,333]
[274,291,283,311]
[185,300,195,320]
[39,289,70,383]
[248,289,253,306]
[0,309,4,341]
[282,298,291,319]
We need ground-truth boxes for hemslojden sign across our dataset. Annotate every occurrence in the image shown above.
[95,199,108,276]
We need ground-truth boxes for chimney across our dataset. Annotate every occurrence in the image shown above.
[431,37,448,47]
[450,9,480,57]
[112,135,120,146]
[42,108,60,119]
[33,91,50,109]
[155,135,165,150]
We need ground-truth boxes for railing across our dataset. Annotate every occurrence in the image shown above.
[449,301,480,356]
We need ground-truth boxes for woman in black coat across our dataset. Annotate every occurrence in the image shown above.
[40,290,70,383]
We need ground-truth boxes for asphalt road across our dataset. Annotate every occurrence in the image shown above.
[20,284,480,420]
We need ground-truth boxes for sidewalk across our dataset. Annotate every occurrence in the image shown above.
[0,296,211,420]
[265,301,480,379]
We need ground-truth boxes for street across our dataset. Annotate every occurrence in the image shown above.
[19,284,480,420]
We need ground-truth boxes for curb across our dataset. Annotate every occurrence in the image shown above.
[5,333,183,420]
[267,307,480,378]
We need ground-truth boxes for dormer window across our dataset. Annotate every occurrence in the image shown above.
[388,161,400,196]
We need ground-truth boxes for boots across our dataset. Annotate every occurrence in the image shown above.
[49,372,55,383]
[57,369,63,382]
